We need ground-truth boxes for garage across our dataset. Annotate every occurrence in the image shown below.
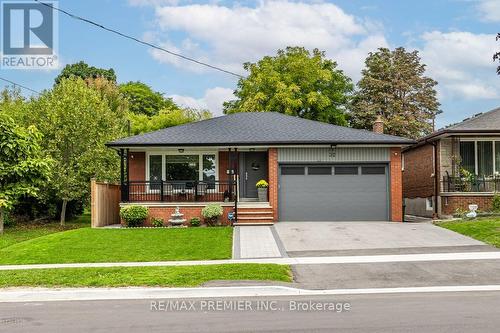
[279,164,389,221]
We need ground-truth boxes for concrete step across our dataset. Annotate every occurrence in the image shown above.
[237,211,273,215]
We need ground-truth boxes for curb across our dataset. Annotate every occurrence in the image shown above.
[1,285,500,303]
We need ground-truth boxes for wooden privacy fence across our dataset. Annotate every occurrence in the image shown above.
[91,179,121,228]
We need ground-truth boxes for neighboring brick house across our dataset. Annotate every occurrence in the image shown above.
[107,112,413,225]
[403,107,500,218]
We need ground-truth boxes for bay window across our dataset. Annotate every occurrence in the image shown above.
[459,140,500,176]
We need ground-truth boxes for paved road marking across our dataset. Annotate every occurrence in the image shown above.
[1,252,500,271]
[1,285,500,302]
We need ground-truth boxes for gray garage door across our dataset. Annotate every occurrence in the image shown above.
[279,165,388,221]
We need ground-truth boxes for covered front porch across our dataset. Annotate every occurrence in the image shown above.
[118,147,273,205]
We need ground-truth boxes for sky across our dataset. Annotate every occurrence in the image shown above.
[1,0,499,129]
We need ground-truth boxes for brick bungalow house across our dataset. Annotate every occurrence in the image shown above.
[106,112,413,225]
[403,107,500,218]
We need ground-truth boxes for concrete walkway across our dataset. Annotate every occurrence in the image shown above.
[234,226,283,259]
[1,252,500,271]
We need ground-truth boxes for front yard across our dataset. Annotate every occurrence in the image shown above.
[0,264,292,288]
[0,226,233,265]
[438,217,500,248]
[0,215,293,287]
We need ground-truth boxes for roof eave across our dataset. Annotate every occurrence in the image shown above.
[106,140,415,149]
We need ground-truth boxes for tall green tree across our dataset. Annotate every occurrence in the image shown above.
[494,33,500,75]
[129,107,212,135]
[119,81,178,116]
[0,115,51,233]
[30,78,127,225]
[224,47,353,125]
[55,61,116,85]
[350,47,440,139]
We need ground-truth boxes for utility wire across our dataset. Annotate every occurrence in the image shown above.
[0,76,40,94]
[33,0,244,78]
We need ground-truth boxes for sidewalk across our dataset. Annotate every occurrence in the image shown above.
[1,251,500,271]
[2,285,500,303]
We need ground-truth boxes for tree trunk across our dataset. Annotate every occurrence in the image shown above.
[0,208,4,235]
[60,199,67,226]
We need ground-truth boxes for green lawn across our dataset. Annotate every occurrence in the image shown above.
[0,226,233,265]
[0,264,292,288]
[438,218,500,248]
[0,213,90,249]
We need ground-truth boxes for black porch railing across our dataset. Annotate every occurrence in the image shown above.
[442,175,500,193]
[121,180,237,202]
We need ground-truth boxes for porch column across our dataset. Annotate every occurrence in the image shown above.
[268,148,278,222]
[120,148,125,186]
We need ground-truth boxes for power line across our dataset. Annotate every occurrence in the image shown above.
[0,76,40,94]
[33,0,244,79]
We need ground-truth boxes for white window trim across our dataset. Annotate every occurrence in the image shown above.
[146,151,219,183]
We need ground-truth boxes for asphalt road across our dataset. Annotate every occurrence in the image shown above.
[2,291,500,332]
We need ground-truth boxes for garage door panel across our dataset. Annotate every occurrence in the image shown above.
[279,165,388,221]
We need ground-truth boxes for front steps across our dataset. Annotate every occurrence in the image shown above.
[235,203,274,225]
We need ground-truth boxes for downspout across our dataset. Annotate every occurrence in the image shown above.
[234,148,238,225]
[429,140,439,218]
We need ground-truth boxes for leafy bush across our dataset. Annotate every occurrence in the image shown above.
[120,205,148,227]
[190,217,201,227]
[3,212,15,228]
[492,194,500,212]
[151,217,164,228]
[453,207,467,218]
[202,204,223,226]
[256,180,269,188]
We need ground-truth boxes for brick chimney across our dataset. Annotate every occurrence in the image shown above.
[373,115,384,134]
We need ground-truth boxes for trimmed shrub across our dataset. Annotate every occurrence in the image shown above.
[202,204,223,226]
[151,217,164,228]
[492,194,500,212]
[120,205,148,227]
[190,217,201,227]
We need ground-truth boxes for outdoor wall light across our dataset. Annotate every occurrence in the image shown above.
[178,149,184,153]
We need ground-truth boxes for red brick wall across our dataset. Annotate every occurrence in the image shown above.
[390,147,403,222]
[218,151,230,181]
[402,144,434,198]
[129,152,145,181]
[441,196,493,215]
[268,148,278,222]
[122,205,234,227]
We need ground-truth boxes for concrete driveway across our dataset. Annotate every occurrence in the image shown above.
[273,222,492,257]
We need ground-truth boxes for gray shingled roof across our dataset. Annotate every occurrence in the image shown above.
[446,107,500,131]
[107,112,414,147]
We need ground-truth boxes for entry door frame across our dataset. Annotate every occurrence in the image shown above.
[239,151,268,199]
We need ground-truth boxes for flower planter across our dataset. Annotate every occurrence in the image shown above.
[258,188,268,202]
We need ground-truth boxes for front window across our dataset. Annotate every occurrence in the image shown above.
[149,155,162,190]
[459,142,475,174]
[459,140,500,177]
[478,141,493,176]
[166,155,199,181]
[147,153,218,183]
[202,154,216,182]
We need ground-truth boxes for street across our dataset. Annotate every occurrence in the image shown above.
[2,291,500,332]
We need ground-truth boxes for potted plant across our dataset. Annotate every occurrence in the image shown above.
[256,179,269,202]
[201,203,223,226]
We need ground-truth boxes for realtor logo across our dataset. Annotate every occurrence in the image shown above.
[1,0,58,69]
